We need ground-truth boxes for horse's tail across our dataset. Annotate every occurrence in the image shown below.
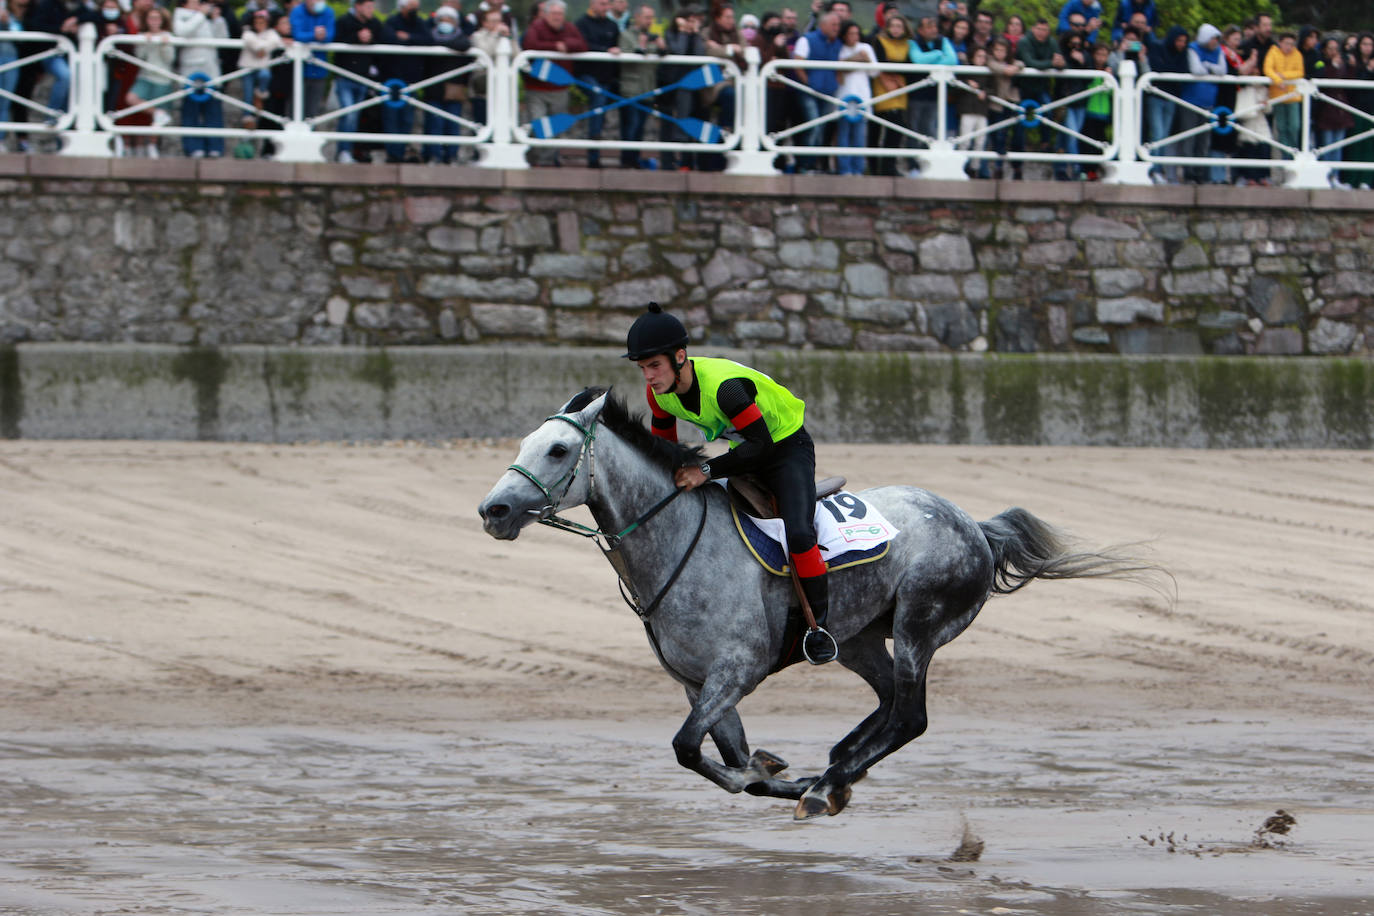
[978,507,1172,599]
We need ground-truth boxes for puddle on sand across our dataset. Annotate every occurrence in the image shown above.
[1,719,1372,915]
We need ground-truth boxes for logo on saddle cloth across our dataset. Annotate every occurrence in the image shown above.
[730,492,901,577]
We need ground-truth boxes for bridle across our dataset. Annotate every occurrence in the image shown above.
[504,410,708,622]
[505,411,693,549]
[506,412,599,535]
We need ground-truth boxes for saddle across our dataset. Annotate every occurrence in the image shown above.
[725,474,847,520]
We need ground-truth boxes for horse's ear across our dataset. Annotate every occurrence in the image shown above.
[574,387,612,424]
[558,386,610,417]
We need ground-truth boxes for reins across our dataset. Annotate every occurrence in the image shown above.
[506,411,710,622]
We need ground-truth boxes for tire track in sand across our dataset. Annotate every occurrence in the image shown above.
[977,458,1374,542]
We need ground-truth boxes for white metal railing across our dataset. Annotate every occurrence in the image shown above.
[1137,70,1374,187]
[512,49,742,157]
[0,31,79,140]
[17,24,1374,187]
[93,32,492,161]
[758,57,1119,179]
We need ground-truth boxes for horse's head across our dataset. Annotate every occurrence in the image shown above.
[478,387,609,540]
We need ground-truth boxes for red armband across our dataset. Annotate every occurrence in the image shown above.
[729,403,764,430]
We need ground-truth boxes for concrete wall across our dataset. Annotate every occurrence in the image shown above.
[5,344,1371,448]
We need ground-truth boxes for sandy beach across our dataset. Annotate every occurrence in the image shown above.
[1,438,1371,914]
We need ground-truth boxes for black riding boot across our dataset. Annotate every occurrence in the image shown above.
[799,572,838,665]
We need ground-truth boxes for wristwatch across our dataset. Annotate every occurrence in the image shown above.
[698,462,711,479]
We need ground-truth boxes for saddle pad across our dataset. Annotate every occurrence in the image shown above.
[729,490,899,577]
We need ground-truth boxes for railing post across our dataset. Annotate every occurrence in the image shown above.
[1104,59,1149,184]
[725,45,775,175]
[914,67,968,180]
[269,42,326,162]
[59,23,113,157]
[478,36,529,169]
[1285,78,1328,188]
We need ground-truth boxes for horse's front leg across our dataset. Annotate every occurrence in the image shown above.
[676,679,788,794]
[705,704,817,800]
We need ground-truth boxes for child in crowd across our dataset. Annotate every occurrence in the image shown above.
[956,44,990,175]
[834,19,876,175]
[238,8,281,106]
[1082,42,1113,180]
[1264,31,1304,154]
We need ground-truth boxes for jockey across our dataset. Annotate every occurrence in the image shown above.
[624,302,839,665]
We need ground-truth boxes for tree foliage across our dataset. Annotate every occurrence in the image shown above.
[1273,0,1374,33]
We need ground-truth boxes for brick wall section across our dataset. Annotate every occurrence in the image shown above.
[0,155,1370,356]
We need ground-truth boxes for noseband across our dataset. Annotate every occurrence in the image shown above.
[506,412,598,525]
[505,412,687,549]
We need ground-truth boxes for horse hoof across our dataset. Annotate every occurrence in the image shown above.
[828,786,853,815]
[750,748,789,777]
[794,790,832,820]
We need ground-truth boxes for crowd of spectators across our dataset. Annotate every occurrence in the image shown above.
[1,0,1372,186]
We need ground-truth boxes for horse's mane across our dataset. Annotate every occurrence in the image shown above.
[564,387,705,475]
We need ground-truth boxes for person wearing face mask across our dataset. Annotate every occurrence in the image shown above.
[422,6,472,164]
[289,0,335,118]
[738,11,757,43]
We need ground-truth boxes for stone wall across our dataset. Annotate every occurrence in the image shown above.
[0,159,1371,358]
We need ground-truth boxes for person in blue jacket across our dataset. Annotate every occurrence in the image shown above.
[1111,0,1156,42]
[1177,23,1225,183]
[1057,0,1102,35]
[290,0,336,118]
[908,14,956,172]
[791,11,843,173]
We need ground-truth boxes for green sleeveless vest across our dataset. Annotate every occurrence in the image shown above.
[652,357,805,445]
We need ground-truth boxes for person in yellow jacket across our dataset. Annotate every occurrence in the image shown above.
[624,302,839,665]
[870,11,915,176]
[1264,31,1304,153]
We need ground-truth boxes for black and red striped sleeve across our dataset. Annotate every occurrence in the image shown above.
[646,383,678,442]
[699,377,774,479]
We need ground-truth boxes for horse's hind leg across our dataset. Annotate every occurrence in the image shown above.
[829,623,898,767]
[796,652,932,820]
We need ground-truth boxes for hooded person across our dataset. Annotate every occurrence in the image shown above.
[1141,24,1190,180]
[1298,25,1320,76]
[739,11,758,42]
[1176,23,1225,182]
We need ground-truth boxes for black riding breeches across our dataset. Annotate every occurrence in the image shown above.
[754,427,818,556]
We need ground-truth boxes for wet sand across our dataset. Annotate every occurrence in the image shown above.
[1,441,1372,914]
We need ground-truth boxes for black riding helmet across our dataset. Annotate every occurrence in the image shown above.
[624,302,689,361]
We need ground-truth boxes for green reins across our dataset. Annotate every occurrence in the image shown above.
[506,412,686,549]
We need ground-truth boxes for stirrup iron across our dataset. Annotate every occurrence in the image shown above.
[803,626,839,665]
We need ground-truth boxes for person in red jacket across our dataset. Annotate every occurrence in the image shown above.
[521,0,587,165]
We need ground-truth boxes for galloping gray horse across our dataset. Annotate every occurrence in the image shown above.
[478,388,1157,820]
